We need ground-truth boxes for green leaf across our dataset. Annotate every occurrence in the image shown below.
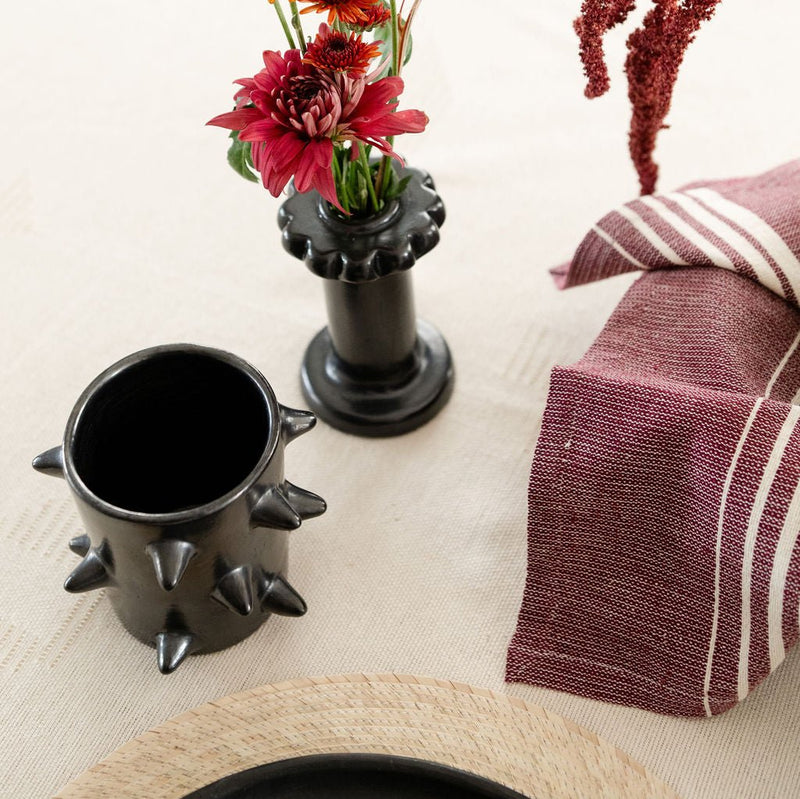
[383,174,411,201]
[226,135,259,183]
[372,22,394,78]
[402,32,413,65]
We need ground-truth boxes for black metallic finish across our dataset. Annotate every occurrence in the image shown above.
[278,168,454,436]
[182,753,529,799]
[32,344,325,673]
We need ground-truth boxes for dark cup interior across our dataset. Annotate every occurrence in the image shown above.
[71,351,271,514]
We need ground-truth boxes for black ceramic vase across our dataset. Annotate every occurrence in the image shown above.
[32,344,326,674]
[278,167,454,437]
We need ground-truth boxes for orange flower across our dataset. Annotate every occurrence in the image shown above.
[297,0,381,26]
[356,5,391,30]
[303,23,381,76]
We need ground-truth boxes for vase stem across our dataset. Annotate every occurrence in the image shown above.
[324,272,418,378]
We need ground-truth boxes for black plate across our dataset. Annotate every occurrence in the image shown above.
[183,753,529,799]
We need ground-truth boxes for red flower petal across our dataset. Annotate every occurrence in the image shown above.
[356,76,405,114]
[263,132,306,172]
[293,138,332,193]
[311,163,342,212]
[358,109,428,137]
[206,107,264,130]
[237,119,283,141]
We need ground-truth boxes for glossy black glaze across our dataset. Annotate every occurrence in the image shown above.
[278,167,446,283]
[182,753,530,799]
[278,168,454,436]
[32,344,325,673]
[324,273,418,374]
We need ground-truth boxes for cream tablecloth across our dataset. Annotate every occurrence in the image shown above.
[2,1,798,796]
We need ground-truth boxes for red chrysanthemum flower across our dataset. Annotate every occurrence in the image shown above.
[303,23,381,76]
[297,0,380,26]
[207,49,427,211]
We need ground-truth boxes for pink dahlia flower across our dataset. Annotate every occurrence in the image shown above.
[207,49,427,211]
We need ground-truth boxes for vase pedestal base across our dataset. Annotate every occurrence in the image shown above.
[301,320,454,437]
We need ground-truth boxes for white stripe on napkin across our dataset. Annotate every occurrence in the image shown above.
[638,195,737,273]
[737,405,800,700]
[765,330,800,399]
[687,187,800,300]
[768,478,800,670]
[663,192,785,298]
[703,397,763,716]
[615,204,689,265]
[591,225,647,269]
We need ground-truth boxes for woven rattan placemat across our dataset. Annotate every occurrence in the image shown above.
[56,673,679,798]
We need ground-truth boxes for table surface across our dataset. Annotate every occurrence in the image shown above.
[2,2,798,797]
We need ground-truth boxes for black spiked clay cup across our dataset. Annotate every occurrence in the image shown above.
[32,344,326,674]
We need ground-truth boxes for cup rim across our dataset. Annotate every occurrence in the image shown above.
[62,343,281,524]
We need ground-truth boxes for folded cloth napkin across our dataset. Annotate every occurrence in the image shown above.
[507,160,800,716]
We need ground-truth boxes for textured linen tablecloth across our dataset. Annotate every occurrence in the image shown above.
[1,1,798,797]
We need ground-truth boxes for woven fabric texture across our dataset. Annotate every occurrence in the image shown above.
[508,162,800,716]
[551,160,800,304]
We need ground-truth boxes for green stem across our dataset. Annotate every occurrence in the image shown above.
[375,154,392,201]
[289,2,306,52]
[398,0,421,70]
[376,2,402,199]
[331,148,349,214]
[271,0,296,49]
[389,0,400,77]
[359,147,380,214]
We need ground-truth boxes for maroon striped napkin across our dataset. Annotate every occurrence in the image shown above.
[507,160,800,716]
